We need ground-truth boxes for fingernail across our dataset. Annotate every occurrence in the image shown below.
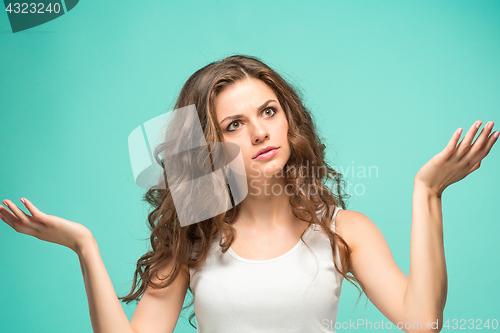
[2,201,8,207]
[476,121,482,129]
[488,122,494,130]
[458,128,463,136]
[20,198,25,204]
[494,131,499,139]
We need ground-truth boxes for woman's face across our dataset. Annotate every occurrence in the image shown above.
[215,77,291,182]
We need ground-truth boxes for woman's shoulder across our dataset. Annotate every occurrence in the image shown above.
[334,208,380,254]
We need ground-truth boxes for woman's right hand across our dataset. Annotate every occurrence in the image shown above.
[1,198,93,254]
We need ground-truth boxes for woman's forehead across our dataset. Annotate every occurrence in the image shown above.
[215,79,277,117]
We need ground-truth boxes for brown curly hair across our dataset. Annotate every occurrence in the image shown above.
[118,54,366,329]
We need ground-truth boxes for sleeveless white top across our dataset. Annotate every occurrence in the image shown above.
[189,206,344,332]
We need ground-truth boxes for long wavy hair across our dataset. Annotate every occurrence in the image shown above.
[118,54,366,328]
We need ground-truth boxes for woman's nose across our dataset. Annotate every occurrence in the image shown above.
[252,123,270,143]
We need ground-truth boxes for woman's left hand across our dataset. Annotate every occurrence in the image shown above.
[415,120,499,197]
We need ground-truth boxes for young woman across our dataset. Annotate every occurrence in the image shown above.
[1,55,498,333]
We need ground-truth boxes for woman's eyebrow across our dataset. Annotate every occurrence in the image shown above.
[219,99,276,124]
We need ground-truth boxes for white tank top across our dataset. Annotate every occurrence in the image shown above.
[189,206,344,332]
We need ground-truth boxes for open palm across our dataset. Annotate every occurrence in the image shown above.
[0,198,92,253]
[415,120,498,197]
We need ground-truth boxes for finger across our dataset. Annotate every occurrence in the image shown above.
[20,198,47,223]
[0,214,13,228]
[466,130,500,168]
[454,121,482,159]
[442,127,463,157]
[2,199,41,232]
[2,200,30,220]
[0,206,21,232]
[481,130,499,158]
[460,121,494,161]
[0,201,20,222]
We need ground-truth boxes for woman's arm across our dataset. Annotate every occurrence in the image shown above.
[402,181,446,330]
[1,198,189,333]
[76,235,138,333]
[0,198,137,333]
[0,199,137,333]
[404,120,498,330]
[78,235,191,333]
[335,121,497,333]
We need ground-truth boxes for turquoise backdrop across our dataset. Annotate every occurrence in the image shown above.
[1,1,499,332]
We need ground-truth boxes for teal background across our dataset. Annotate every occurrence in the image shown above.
[1,1,499,332]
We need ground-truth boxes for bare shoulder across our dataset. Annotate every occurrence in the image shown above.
[334,209,382,270]
[332,208,409,324]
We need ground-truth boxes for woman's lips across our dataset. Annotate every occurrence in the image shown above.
[254,147,279,160]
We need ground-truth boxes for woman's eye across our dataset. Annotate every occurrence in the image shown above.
[263,107,277,117]
[226,107,277,132]
[227,121,241,131]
